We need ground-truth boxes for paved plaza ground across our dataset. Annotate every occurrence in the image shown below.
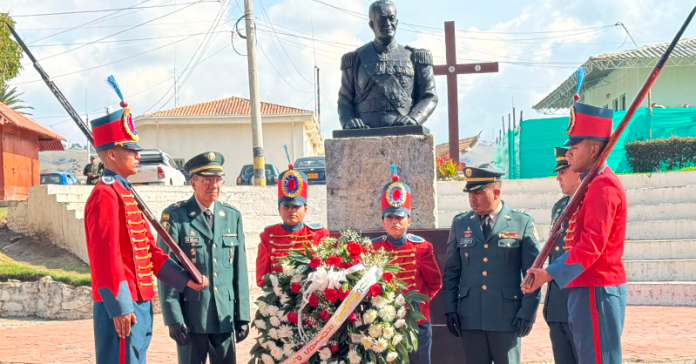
[1,306,695,363]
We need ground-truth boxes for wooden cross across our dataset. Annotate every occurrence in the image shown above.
[434,21,499,162]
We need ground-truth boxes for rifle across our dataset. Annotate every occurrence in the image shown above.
[523,6,696,289]
[5,23,203,284]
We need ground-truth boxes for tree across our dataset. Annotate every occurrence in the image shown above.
[0,13,23,88]
[0,84,34,115]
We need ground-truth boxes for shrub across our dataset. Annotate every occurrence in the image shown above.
[436,156,465,180]
[624,136,696,172]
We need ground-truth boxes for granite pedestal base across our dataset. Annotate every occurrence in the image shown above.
[325,134,437,231]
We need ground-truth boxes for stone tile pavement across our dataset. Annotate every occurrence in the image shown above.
[0,306,695,363]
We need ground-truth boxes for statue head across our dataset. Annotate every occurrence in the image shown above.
[369,0,398,44]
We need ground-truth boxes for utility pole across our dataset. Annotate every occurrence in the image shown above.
[315,66,321,128]
[174,68,179,107]
[244,0,266,186]
[85,89,90,161]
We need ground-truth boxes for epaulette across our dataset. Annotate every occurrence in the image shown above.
[305,222,324,230]
[101,176,115,185]
[371,235,387,243]
[340,51,358,70]
[406,233,425,243]
[219,201,240,213]
[454,211,473,220]
[168,200,187,211]
[512,208,533,218]
[405,45,433,65]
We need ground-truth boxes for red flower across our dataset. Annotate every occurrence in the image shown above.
[276,252,289,258]
[309,294,319,307]
[352,258,362,266]
[350,253,360,260]
[287,312,298,324]
[305,317,317,326]
[348,313,358,323]
[291,282,302,294]
[330,344,338,354]
[340,262,352,269]
[320,309,332,321]
[338,287,349,301]
[369,284,382,297]
[324,288,339,302]
[346,242,362,256]
[309,257,322,268]
[382,272,394,283]
[326,256,343,267]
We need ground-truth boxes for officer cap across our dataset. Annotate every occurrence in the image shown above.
[463,166,505,192]
[184,152,225,177]
[553,147,570,173]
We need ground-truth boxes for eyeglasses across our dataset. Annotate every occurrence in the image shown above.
[196,177,225,185]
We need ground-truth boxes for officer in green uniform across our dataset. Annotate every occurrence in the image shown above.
[443,167,541,364]
[544,147,581,364]
[83,155,101,185]
[157,151,251,364]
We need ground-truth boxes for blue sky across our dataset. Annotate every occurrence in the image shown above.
[3,0,696,149]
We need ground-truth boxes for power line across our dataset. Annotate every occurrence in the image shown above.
[257,41,313,93]
[11,1,219,17]
[29,30,232,47]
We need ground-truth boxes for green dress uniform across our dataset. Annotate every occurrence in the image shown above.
[157,152,251,364]
[443,167,541,364]
[544,148,578,364]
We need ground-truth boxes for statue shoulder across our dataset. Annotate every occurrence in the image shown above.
[405,45,433,65]
[341,51,359,70]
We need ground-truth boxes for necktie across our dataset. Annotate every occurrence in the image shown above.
[482,215,493,239]
[203,210,213,229]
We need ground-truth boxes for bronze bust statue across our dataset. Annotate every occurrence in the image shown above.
[337,0,438,130]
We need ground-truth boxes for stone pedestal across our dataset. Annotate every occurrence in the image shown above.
[326,134,437,231]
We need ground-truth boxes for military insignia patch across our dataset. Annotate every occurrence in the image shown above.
[162,214,169,221]
[189,231,196,236]
[498,232,521,239]
[190,211,196,217]
[533,226,540,241]
[162,221,170,232]
[504,215,511,220]
[207,152,216,161]
[219,210,225,217]
[222,233,237,237]
[465,169,472,177]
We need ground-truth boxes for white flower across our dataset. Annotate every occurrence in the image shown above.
[267,305,280,317]
[255,319,267,330]
[395,295,405,306]
[379,306,396,322]
[368,324,383,338]
[278,325,292,338]
[283,343,295,357]
[363,309,378,324]
[392,334,403,346]
[270,346,284,361]
[382,326,394,339]
[261,353,275,364]
[282,264,296,276]
[258,302,269,317]
[348,349,361,364]
[291,274,303,283]
[372,338,388,353]
[280,313,289,322]
[387,352,398,362]
[270,316,281,327]
[394,319,406,328]
[267,341,278,350]
[360,336,374,348]
[274,287,283,297]
[279,293,290,304]
[319,347,332,360]
[371,295,387,309]
[397,307,407,318]
[386,291,395,302]
[268,328,279,340]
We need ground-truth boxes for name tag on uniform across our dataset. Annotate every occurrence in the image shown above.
[185,237,200,244]
[459,237,473,246]
[498,232,521,239]
[222,233,237,237]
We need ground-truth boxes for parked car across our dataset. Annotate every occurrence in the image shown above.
[294,156,326,185]
[128,149,186,186]
[236,164,279,185]
[40,172,82,185]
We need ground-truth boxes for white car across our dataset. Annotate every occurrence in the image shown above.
[128,149,186,186]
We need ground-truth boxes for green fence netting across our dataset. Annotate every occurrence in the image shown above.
[497,107,696,179]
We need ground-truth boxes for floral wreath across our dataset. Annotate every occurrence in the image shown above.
[385,182,406,208]
[281,170,304,198]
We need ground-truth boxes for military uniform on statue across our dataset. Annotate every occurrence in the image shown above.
[523,100,628,364]
[543,147,580,364]
[443,167,541,364]
[256,159,330,287]
[370,164,442,364]
[157,152,251,364]
[83,77,207,364]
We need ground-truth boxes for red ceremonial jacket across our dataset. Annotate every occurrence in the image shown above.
[256,222,330,287]
[551,166,627,288]
[85,175,188,318]
[372,234,442,323]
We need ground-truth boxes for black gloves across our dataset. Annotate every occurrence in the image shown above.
[512,318,533,337]
[445,313,461,337]
[235,321,250,343]
[169,322,189,346]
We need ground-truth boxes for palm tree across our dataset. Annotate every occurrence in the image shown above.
[0,84,34,116]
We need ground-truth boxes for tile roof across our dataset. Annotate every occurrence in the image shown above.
[0,103,66,150]
[590,37,696,60]
[141,96,313,118]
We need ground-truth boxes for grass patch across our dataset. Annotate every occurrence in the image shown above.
[0,252,91,287]
[0,207,8,222]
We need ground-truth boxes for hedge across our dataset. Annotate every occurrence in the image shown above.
[625,136,696,172]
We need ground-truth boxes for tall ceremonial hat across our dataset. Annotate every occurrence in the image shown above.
[90,75,141,152]
[553,147,570,173]
[380,164,411,217]
[278,145,308,206]
[565,67,613,146]
[462,166,505,192]
[185,152,225,177]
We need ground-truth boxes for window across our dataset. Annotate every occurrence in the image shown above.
[620,94,626,110]
[612,99,619,111]
[173,158,185,169]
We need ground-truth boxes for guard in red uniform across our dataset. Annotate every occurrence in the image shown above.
[523,100,627,364]
[371,164,442,364]
[256,162,330,286]
[84,76,208,364]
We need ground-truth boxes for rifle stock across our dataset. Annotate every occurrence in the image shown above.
[523,6,696,289]
[5,22,203,284]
